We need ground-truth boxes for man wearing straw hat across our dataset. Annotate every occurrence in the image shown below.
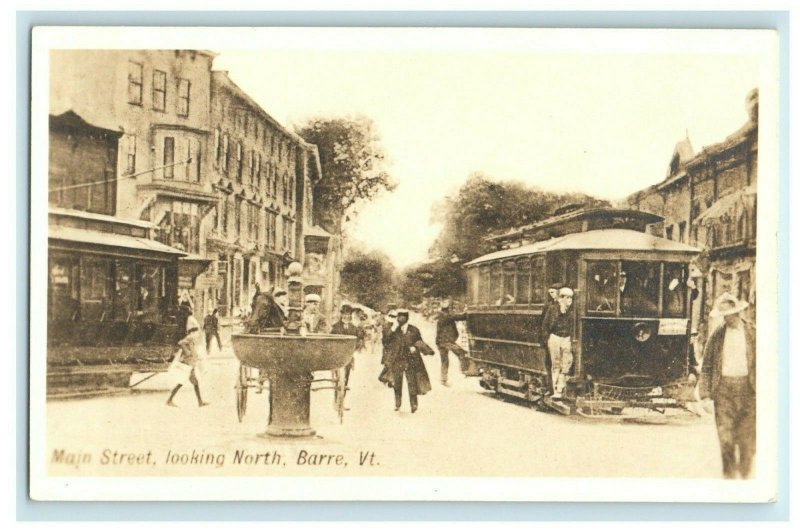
[701,293,756,480]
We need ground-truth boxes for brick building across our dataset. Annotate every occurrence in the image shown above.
[624,89,758,345]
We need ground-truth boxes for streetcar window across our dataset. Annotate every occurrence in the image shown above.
[531,256,545,303]
[586,261,618,313]
[620,261,660,317]
[491,262,503,305]
[516,258,531,304]
[479,265,491,305]
[663,263,689,318]
[503,261,516,305]
[468,268,480,305]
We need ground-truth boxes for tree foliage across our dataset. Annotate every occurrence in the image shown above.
[400,173,611,301]
[340,244,398,311]
[430,173,611,264]
[295,116,396,232]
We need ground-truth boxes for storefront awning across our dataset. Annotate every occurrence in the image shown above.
[694,185,757,227]
[49,225,187,257]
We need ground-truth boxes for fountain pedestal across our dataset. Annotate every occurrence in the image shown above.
[264,371,315,438]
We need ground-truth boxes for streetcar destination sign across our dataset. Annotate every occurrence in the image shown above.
[658,318,689,335]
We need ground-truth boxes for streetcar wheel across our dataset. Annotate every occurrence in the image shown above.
[236,364,248,422]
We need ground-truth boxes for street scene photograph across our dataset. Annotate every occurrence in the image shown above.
[29,26,779,501]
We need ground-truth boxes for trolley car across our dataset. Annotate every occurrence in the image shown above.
[462,207,701,418]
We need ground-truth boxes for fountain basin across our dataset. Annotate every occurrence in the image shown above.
[231,333,357,374]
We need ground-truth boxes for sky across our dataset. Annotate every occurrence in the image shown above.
[213,32,762,268]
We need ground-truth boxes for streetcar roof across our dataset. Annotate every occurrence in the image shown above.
[465,228,700,266]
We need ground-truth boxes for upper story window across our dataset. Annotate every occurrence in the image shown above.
[127,61,143,105]
[177,78,190,117]
[152,70,167,112]
[222,133,230,172]
[665,225,674,240]
[214,128,221,168]
[124,134,136,175]
[678,221,687,243]
[163,137,175,179]
[236,141,243,182]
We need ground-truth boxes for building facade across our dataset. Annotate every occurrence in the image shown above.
[624,89,758,345]
[50,49,218,313]
[49,50,342,322]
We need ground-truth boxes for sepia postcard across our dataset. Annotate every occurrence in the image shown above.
[29,26,780,502]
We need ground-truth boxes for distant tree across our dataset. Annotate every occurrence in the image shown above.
[430,173,611,265]
[412,173,611,298]
[295,116,396,233]
[339,244,398,311]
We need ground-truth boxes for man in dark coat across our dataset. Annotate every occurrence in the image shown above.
[435,301,468,386]
[204,308,222,353]
[331,304,358,385]
[175,298,193,343]
[541,287,574,398]
[385,309,431,413]
[701,294,756,479]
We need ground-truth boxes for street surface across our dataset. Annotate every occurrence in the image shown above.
[47,312,723,478]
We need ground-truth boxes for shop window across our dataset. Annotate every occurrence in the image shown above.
[111,261,135,321]
[48,256,80,321]
[81,258,113,320]
[136,264,164,319]
[152,70,167,112]
[127,61,143,105]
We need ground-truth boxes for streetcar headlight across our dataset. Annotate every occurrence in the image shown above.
[632,322,653,343]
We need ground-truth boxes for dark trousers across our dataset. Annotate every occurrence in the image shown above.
[437,341,467,382]
[714,377,756,479]
[205,331,222,352]
[392,367,418,408]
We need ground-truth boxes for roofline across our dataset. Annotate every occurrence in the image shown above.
[49,207,156,229]
[212,70,314,149]
[487,208,663,242]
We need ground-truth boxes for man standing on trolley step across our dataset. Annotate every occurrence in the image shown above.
[435,300,468,386]
[701,294,756,479]
[540,282,564,394]
[542,287,574,399]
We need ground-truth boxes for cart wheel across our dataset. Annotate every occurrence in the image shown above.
[236,364,248,422]
[333,369,347,424]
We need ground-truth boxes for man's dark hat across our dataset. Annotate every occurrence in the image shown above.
[549,282,564,290]
[274,289,287,297]
[340,304,353,313]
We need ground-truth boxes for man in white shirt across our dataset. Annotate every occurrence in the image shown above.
[701,293,756,479]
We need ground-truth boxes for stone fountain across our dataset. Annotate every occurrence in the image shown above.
[231,262,356,438]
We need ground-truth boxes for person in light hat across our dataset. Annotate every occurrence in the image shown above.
[303,293,328,333]
[701,293,756,479]
[541,286,575,398]
[540,282,564,394]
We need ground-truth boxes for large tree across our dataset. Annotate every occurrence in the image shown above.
[295,116,395,232]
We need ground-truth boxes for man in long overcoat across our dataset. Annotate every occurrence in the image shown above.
[701,293,756,479]
[384,309,432,413]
